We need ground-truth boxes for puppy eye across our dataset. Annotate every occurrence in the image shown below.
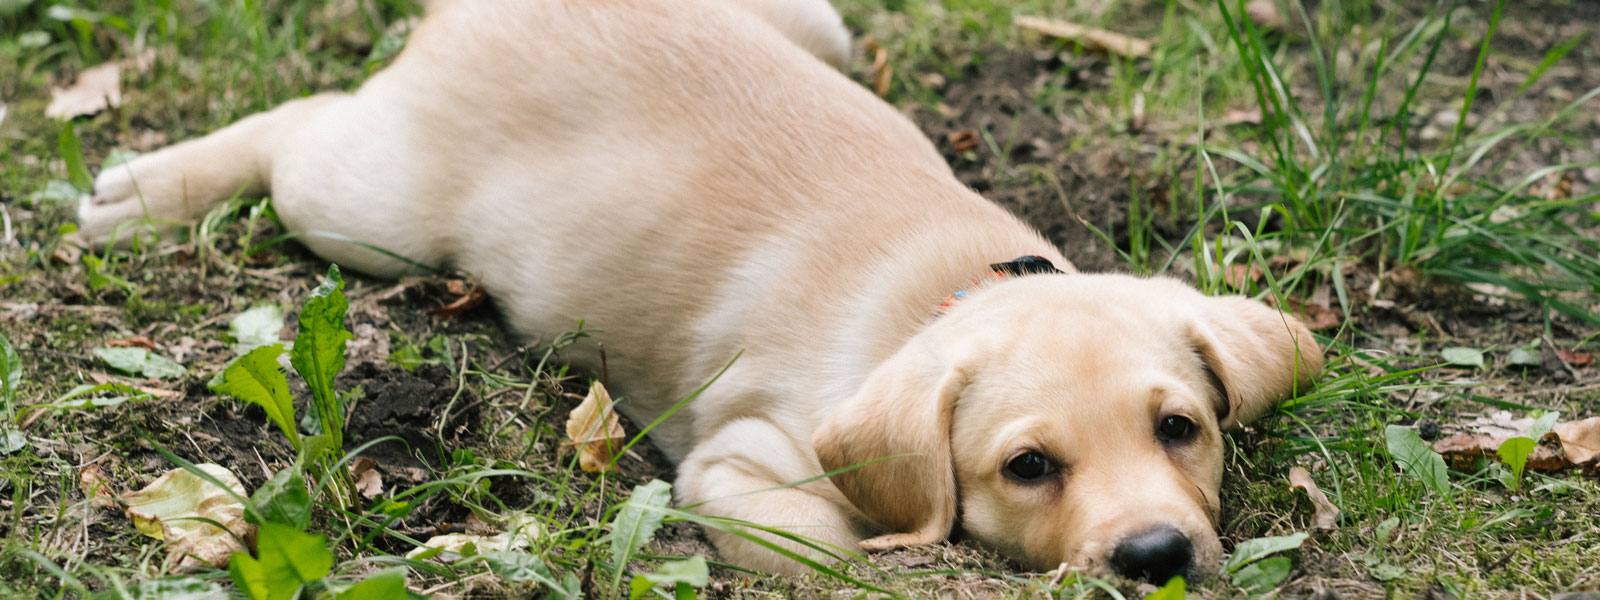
[1157,415,1196,441]
[1004,452,1056,482]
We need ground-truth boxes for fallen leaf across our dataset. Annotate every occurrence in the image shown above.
[46,62,122,120]
[565,381,627,473]
[867,41,892,97]
[79,464,116,509]
[1552,417,1600,465]
[1432,431,1571,473]
[121,464,254,571]
[350,457,384,499]
[1555,349,1593,366]
[1015,16,1152,59]
[1217,108,1263,127]
[427,281,488,318]
[1440,347,1485,369]
[94,347,186,379]
[405,516,540,560]
[1222,263,1265,287]
[947,130,979,152]
[1287,467,1339,529]
[106,337,157,350]
[229,305,285,354]
[87,372,182,399]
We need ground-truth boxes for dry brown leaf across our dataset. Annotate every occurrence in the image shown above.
[1222,263,1264,287]
[1432,431,1572,473]
[947,130,979,152]
[46,63,122,120]
[1555,349,1593,366]
[565,381,626,472]
[428,281,488,318]
[870,44,892,97]
[351,457,384,499]
[107,336,157,350]
[79,464,117,509]
[1552,417,1600,465]
[1288,467,1339,530]
[1283,296,1340,331]
[1015,16,1151,59]
[1217,108,1264,127]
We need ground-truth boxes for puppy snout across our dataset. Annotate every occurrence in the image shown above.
[1108,525,1193,582]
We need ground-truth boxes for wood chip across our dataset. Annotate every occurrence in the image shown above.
[1015,16,1151,59]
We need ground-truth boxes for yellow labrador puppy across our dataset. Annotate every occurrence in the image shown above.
[80,0,1323,581]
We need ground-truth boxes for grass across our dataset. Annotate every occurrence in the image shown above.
[3,0,1600,598]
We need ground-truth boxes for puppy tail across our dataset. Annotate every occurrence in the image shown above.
[78,94,340,247]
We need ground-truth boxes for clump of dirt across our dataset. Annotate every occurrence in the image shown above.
[341,361,478,482]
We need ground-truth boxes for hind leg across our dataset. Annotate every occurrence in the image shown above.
[78,94,345,247]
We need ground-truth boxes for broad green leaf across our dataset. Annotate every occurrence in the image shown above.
[1145,576,1184,600]
[94,347,185,379]
[289,265,352,440]
[1528,411,1560,441]
[1440,347,1485,369]
[610,479,673,591]
[229,552,270,600]
[27,180,79,205]
[249,466,311,529]
[483,551,553,583]
[1506,347,1541,367]
[1385,425,1451,497]
[1374,516,1400,545]
[332,568,407,599]
[255,522,334,599]
[1221,532,1308,573]
[231,305,286,354]
[1496,437,1536,488]
[1231,555,1291,593]
[631,556,709,600]
[211,344,299,449]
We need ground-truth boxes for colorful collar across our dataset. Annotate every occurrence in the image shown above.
[938,255,1064,312]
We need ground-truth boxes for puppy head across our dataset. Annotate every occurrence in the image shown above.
[812,274,1323,581]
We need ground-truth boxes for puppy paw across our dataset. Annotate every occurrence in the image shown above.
[76,156,181,248]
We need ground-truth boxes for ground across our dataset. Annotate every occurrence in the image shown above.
[1,0,1598,598]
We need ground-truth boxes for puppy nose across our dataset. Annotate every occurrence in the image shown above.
[1109,525,1193,582]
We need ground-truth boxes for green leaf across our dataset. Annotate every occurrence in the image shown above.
[1221,532,1308,574]
[28,180,80,205]
[610,479,673,592]
[58,121,93,192]
[1231,555,1291,593]
[1440,347,1485,369]
[631,556,709,600]
[228,552,270,600]
[211,344,299,449]
[1496,437,1536,488]
[93,347,186,379]
[1145,576,1184,600]
[1385,425,1451,497]
[130,576,227,599]
[1506,347,1541,367]
[22,382,152,414]
[250,466,311,529]
[255,522,334,599]
[483,551,552,583]
[289,265,352,442]
[332,568,407,599]
[230,305,286,354]
[1528,411,1560,441]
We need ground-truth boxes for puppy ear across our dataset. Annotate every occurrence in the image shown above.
[1193,296,1325,429]
[811,346,969,550]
